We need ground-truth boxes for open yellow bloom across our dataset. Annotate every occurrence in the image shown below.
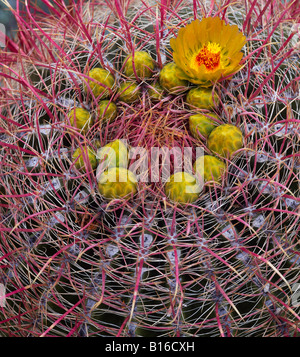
[170,17,246,87]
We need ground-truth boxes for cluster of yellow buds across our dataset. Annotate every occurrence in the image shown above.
[67,15,246,205]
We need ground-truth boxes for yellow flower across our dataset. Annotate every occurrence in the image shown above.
[170,17,246,87]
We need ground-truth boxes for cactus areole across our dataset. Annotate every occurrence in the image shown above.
[0,0,299,338]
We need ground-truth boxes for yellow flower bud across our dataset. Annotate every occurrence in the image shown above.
[165,171,201,204]
[124,51,155,79]
[193,155,226,183]
[72,146,97,172]
[68,107,93,133]
[186,86,219,110]
[85,68,115,98]
[159,62,189,93]
[98,167,137,200]
[207,124,243,158]
[97,139,128,172]
[189,113,219,139]
[148,82,164,101]
[97,100,118,123]
[118,81,141,103]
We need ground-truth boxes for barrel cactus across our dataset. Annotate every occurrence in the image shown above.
[0,0,299,338]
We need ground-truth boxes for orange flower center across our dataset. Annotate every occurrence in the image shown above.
[195,44,221,71]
